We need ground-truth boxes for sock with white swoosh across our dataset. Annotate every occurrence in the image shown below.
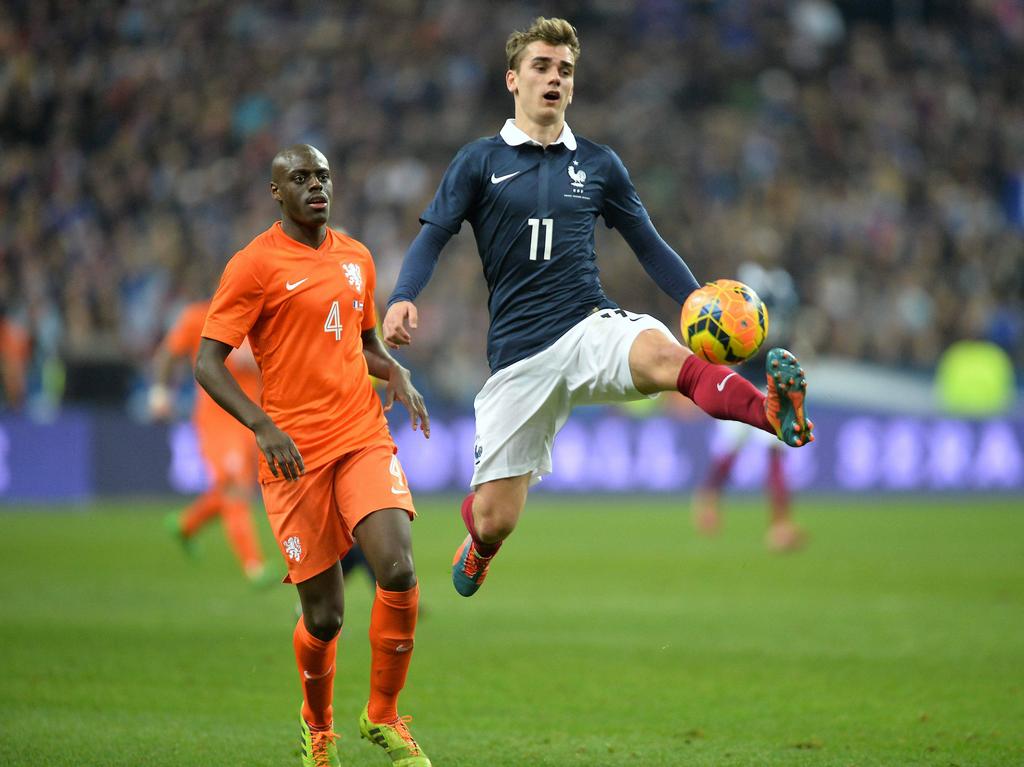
[367,584,419,723]
[294,618,339,728]
[675,354,773,435]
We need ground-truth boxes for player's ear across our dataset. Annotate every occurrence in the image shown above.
[505,69,517,95]
[269,182,281,202]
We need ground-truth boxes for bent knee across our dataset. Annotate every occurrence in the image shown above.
[373,554,417,592]
[476,515,517,542]
[473,501,520,542]
[472,477,528,543]
[630,331,688,392]
[304,606,343,640]
[636,329,686,366]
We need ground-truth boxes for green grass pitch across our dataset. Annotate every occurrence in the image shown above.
[1,495,1022,766]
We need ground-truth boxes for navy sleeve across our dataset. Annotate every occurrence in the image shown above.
[619,217,702,304]
[419,144,482,234]
[387,222,454,307]
[600,146,650,231]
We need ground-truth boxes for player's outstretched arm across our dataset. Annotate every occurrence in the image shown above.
[382,301,418,348]
[195,337,305,480]
[361,328,430,438]
[383,222,454,348]
[620,219,701,304]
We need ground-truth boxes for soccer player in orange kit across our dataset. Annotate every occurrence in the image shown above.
[195,144,432,767]
[150,300,269,583]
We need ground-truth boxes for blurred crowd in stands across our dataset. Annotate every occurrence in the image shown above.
[1,0,1022,413]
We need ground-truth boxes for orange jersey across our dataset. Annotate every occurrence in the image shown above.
[202,222,390,482]
[166,300,262,432]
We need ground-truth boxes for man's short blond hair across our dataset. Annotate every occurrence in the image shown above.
[506,17,581,72]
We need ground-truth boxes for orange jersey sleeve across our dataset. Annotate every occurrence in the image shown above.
[203,254,265,350]
[165,302,208,360]
[203,223,391,482]
[166,300,261,434]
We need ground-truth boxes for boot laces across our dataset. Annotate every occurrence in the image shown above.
[391,715,422,755]
[310,728,339,766]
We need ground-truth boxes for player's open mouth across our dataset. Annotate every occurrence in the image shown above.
[543,90,560,102]
[307,196,328,210]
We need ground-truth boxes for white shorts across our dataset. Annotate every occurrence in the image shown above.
[470,309,676,487]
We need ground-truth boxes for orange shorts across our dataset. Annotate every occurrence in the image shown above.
[196,420,259,487]
[261,442,416,584]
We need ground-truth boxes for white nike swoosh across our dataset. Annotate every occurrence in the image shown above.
[394,643,412,653]
[286,278,309,291]
[490,171,522,184]
[717,372,737,392]
[303,665,333,680]
[390,487,409,495]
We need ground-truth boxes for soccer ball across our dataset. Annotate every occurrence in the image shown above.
[680,279,769,365]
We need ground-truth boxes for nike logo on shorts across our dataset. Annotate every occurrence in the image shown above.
[717,372,737,392]
[286,278,309,291]
[490,170,522,184]
[391,487,409,495]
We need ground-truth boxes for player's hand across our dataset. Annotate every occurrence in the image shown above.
[253,419,306,481]
[147,384,173,421]
[383,365,430,439]
[382,301,418,349]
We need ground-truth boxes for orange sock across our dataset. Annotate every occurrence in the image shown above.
[180,490,223,537]
[367,584,419,723]
[220,496,263,573]
[293,618,338,728]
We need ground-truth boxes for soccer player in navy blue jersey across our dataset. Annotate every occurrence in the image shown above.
[383,17,814,597]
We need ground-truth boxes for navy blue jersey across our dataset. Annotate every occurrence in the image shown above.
[420,122,648,372]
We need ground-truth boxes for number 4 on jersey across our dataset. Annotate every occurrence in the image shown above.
[324,300,343,340]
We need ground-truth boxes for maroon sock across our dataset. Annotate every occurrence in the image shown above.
[676,355,774,435]
[460,493,501,557]
[705,451,739,490]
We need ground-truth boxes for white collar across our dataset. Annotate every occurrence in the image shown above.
[499,118,577,150]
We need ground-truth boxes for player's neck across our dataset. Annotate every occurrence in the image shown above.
[513,114,565,148]
[280,218,328,250]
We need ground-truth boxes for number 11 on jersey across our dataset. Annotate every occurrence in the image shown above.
[528,218,553,261]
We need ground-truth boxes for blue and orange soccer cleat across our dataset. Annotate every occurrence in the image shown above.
[299,709,341,767]
[764,348,814,448]
[359,704,431,766]
[451,534,496,597]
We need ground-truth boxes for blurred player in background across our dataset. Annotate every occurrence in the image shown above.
[0,306,29,411]
[384,17,814,599]
[692,244,806,552]
[196,144,431,767]
[149,295,271,583]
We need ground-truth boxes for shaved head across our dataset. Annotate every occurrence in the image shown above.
[269,144,333,245]
[271,144,329,183]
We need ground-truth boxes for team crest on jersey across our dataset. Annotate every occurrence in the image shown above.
[568,161,587,191]
[283,535,302,562]
[341,262,363,293]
